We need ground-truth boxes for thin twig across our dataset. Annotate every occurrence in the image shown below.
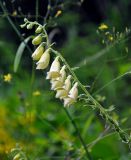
[93,71,131,95]
[44,0,51,24]
[0,1,32,54]
[35,0,39,21]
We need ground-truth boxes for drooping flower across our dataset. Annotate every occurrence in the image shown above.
[36,48,50,69]
[46,56,61,79]
[63,97,76,107]
[55,75,71,99]
[63,82,78,107]
[68,82,78,99]
[51,65,66,90]
[32,44,44,60]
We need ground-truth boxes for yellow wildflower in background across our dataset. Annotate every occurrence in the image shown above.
[98,23,108,30]
[108,35,114,41]
[32,90,41,96]
[12,10,17,16]
[55,10,62,17]
[3,73,12,82]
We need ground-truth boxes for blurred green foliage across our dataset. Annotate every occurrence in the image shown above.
[0,0,131,159]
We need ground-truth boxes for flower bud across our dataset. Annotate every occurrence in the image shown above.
[27,23,33,29]
[24,18,28,22]
[32,35,42,45]
[36,49,50,69]
[46,56,60,79]
[35,26,43,33]
[20,24,26,28]
[32,44,44,60]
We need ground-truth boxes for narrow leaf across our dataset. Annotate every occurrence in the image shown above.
[14,36,31,72]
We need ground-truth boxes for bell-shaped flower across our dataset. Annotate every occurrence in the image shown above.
[63,97,76,107]
[63,82,78,107]
[51,65,66,90]
[68,82,78,99]
[46,56,61,79]
[32,44,44,60]
[36,48,50,69]
[55,75,71,99]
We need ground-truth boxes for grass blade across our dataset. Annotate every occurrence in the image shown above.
[14,36,31,72]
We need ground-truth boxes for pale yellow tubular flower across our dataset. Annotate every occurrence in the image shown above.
[51,65,66,90]
[64,75,72,92]
[55,75,71,99]
[32,44,44,60]
[36,48,50,69]
[64,97,76,107]
[46,56,61,79]
[64,82,78,107]
[59,65,66,83]
[51,80,63,90]
[69,82,78,99]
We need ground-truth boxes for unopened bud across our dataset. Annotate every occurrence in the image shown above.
[27,23,33,29]
[32,35,42,45]
[20,24,26,28]
[24,18,28,22]
[35,26,43,33]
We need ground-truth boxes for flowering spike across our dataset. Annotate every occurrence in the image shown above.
[32,44,44,60]
[36,49,50,69]
[46,56,61,79]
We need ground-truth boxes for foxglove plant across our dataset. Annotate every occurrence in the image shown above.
[21,18,130,148]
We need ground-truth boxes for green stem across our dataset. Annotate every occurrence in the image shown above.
[63,107,92,160]
[44,0,51,24]
[51,48,130,145]
[36,0,39,21]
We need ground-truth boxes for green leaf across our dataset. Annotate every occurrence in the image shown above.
[14,36,31,72]
[82,114,94,138]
